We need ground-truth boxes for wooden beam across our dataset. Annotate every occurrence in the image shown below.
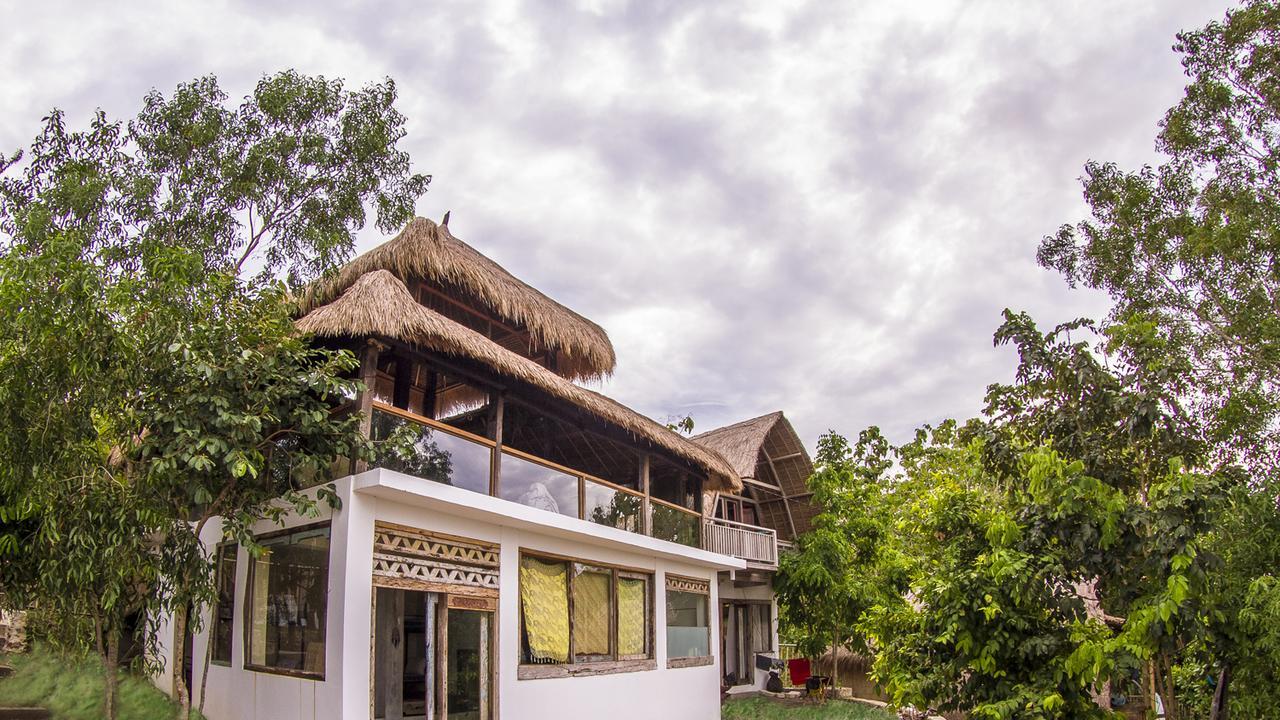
[740,477,785,494]
[761,447,798,541]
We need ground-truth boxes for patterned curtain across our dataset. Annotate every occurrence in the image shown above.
[572,566,611,656]
[617,577,647,656]
[520,556,569,662]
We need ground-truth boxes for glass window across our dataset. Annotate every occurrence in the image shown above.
[572,564,612,661]
[447,609,492,720]
[617,574,650,659]
[583,479,642,533]
[666,590,710,658]
[246,525,330,677]
[520,556,569,664]
[371,408,492,494]
[519,555,653,667]
[211,544,237,664]
[650,503,701,548]
[500,452,579,518]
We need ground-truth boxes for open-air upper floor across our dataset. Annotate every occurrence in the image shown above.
[293,218,792,567]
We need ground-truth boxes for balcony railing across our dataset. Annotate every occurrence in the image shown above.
[368,403,698,548]
[702,517,778,565]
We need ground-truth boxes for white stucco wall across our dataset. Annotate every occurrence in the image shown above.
[163,469,744,720]
[155,483,351,720]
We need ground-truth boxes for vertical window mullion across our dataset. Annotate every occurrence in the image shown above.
[566,564,575,664]
[611,569,619,661]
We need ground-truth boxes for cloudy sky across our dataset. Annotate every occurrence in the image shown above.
[1,0,1230,449]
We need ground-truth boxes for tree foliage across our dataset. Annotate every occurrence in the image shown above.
[776,428,905,663]
[784,4,1280,718]
[0,71,428,718]
[1036,1,1280,714]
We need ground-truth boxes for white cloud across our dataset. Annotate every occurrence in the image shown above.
[0,0,1230,450]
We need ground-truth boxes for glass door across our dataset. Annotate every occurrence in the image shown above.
[442,606,493,720]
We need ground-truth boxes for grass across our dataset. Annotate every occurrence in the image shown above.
[722,696,897,720]
[0,645,189,720]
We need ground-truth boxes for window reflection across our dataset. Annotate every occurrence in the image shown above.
[499,452,578,518]
[370,408,491,495]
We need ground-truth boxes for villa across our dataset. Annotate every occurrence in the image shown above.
[154,218,815,720]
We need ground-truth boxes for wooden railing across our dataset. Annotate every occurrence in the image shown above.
[702,517,778,565]
[368,401,690,544]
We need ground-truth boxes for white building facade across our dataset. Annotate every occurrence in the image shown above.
[150,218,806,720]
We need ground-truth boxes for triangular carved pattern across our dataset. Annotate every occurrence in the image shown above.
[372,526,500,590]
[374,529,499,567]
[665,575,710,595]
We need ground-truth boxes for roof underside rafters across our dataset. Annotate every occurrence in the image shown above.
[296,268,741,493]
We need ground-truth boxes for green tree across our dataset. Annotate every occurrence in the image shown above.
[1039,2,1280,713]
[860,315,1219,720]
[775,428,905,690]
[0,71,428,718]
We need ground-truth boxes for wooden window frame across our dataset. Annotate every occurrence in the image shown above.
[210,541,238,666]
[664,574,713,669]
[242,521,332,681]
[517,551,655,680]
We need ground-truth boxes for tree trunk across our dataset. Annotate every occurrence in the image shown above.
[830,626,839,699]
[1155,652,1181,720]
[104,628,120,720]
[198,604,214,717]
[1209,664,1230,720]
[172,604,190,720]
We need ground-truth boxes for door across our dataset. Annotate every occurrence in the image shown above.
[735,605,752,686]
[720,602,757,687]
[374,588,435,720]
[441,607,493,720]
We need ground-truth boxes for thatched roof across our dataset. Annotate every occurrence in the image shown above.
[299,218,616,382]
[693,411,786,478]
[693,411,816,539]
[297,269,740,493]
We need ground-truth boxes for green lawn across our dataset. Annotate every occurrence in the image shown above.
[722,696,897,720]
[0,646,189,720]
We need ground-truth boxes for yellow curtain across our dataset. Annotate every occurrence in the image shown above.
[520,557,569,662]
[249,553,271,666]
[617,577,646,656]
[573,568,611,656]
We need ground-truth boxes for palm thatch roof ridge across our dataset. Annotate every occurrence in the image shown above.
[299,217,616,381]
[296,269,740,493]
[693,411,817,538]
[691,411,788,479]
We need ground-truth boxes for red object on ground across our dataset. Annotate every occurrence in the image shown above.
[788,658,811,687]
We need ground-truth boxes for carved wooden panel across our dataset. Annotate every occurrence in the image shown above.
[372,522,499,597]
[665,574,710,595]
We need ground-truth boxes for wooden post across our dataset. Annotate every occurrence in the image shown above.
[425,593,438,720]
[490,394,504,497]
[436,599,448,718]
[354,339,383,474]
[640,454,652,536]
